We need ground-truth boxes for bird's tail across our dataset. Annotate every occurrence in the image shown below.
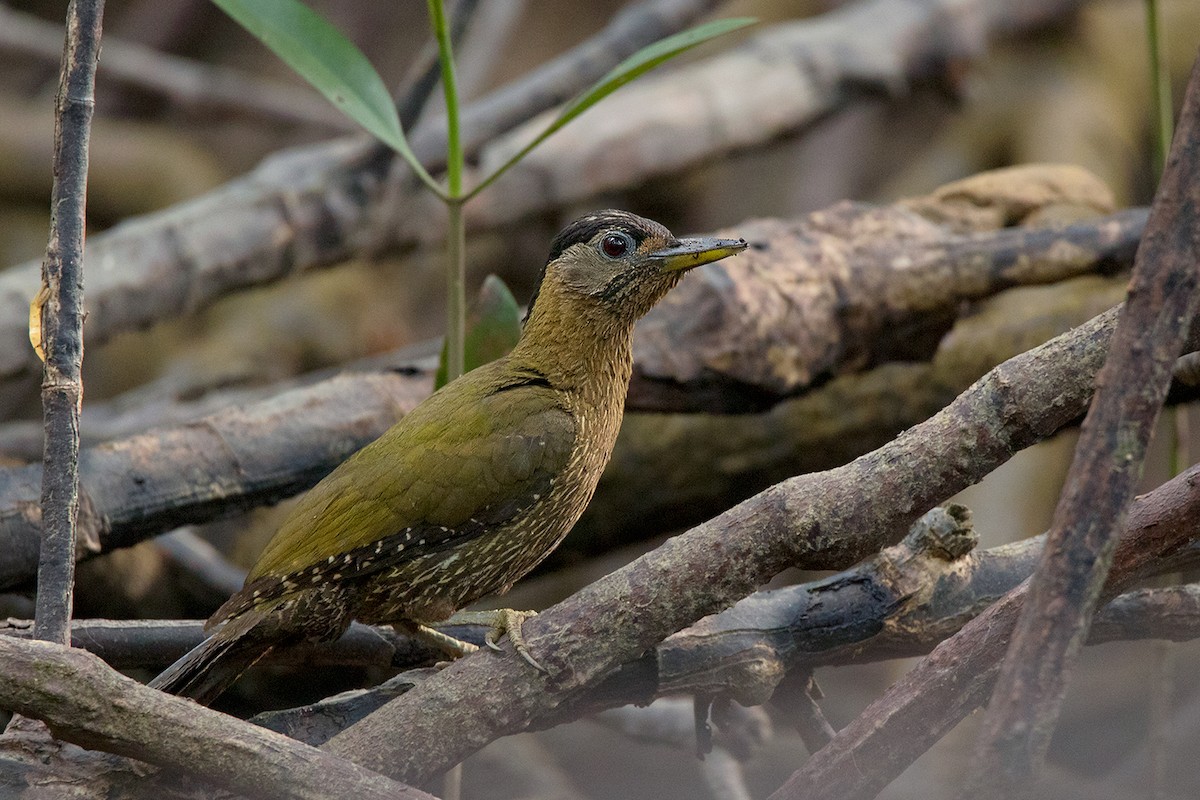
[148,611,275,706]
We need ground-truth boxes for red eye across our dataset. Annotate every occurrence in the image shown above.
[601,233,629,258]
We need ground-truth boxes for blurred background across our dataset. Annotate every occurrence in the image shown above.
[2,1,1200,798]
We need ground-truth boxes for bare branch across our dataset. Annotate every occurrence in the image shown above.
[315,290,1186,784]
[771,461,1200,800]
[631,199,1142,412]
[0,370,431,590]
[962,55,1200,798]
[33,0,104,646]
[0,636,435,800]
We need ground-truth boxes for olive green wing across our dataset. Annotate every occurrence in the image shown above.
[245,369,575,587]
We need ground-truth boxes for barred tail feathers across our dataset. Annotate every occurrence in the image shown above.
[148,610,275,706]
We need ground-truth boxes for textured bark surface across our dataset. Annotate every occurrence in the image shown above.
[31,0,104,646]
[0,637,434,800]
[317,297,1170,784]
[963,55,1200,799]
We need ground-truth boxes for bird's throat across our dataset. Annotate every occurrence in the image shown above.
[512,288,636,404]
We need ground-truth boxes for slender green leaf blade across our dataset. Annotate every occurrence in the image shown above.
[467,17,756,199]
[435,275,523,388]
[211,0,439,190]
[559,17,756,124]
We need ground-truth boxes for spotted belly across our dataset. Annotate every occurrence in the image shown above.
[351,477,593,625]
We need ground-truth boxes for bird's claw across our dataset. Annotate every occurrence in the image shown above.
[428,608,547,672]
[486,609,546,673]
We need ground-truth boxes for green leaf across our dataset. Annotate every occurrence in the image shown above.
[435,275,523,388]
[466,16,756,200]
[211,0,442,195]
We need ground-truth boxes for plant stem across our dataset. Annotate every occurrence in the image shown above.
[1146,0,1174,176]
[445,198,467,381]
[428,0,466,381]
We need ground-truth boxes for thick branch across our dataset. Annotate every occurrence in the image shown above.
[0,637,434,800]
[963,55,1200,798]
[21,475,1200,689]
[630,196,1141,412]
[316,290,1183,784]
[0,371,430,589]
[771,471,1200,799]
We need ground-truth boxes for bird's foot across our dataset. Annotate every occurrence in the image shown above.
[439,609,546,673]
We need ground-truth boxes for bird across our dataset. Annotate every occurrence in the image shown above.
[149,210,747,704]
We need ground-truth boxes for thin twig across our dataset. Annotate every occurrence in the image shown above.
[32,0,105,646]
[961,55,1200,799]
[155,527,247,597]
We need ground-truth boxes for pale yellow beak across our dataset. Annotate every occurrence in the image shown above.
[650,237,748,273]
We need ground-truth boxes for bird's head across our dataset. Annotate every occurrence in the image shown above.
[524,210,747,327]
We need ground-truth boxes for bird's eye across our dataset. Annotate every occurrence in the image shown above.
[600,233,631,259]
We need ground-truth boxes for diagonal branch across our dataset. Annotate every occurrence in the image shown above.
[961,54,1200,798]
[766,465,1200,800]
[316,293,1200,783]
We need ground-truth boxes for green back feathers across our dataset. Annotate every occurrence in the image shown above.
[248,359,576,583]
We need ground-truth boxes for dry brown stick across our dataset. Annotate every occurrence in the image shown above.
[545,483,1200,728]
[0,636,435,800]
[0,3,353,131]
[32,0,105,646]
[314,291,1156,785]
[0,0,1082,393]
[961,56,1200,799]
[769,465,1200,800]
